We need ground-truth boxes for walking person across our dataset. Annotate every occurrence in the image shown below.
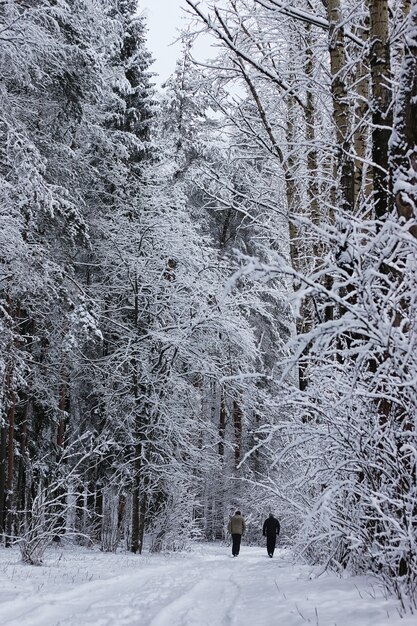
[262,513,280,557]
[228,510,246,557]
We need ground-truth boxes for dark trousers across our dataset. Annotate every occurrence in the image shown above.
[232,533,242,556]
[266,535,277,556]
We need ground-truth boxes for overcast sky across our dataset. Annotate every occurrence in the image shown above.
[139,0,188,84]
[139,0,213,86]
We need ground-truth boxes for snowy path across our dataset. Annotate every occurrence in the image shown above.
[0,544,414,626]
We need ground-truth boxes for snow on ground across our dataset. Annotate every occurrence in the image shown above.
[0,542,414,626]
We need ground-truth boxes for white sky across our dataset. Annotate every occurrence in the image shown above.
[139,0,213,86]
[139,0,190,84]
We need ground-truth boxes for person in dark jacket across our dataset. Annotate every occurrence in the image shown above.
[228,510,246,557]
[262,513,280,557]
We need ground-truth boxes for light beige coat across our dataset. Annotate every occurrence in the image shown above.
[228,514,246,535]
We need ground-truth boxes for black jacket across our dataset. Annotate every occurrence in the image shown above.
[263,516,280,538]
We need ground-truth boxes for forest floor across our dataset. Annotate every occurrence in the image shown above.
[0,542,414,626]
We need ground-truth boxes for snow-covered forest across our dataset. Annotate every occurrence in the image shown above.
[0,0,416,616]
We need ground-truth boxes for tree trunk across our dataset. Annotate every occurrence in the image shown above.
[57,382,68,449]
[298,24,324,389]
[138,484,147,554]
[305,25,320,235]
[0,423,6,539]
[286,88,303,277]
[368,0,392,218]
[130,442,147,555]
[130,444,141,553]
[218,390,226,458]
[353,17,372,210]
[5,393,16,547]
[130,274,147,555]
[390,0,417,236]
[54,381,68,537]
[15,396,31,538]
[233,400,242,467]
[327,0,354,213]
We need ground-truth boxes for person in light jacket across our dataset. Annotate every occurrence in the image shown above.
[262,513,280,557]
[228,510,246,557]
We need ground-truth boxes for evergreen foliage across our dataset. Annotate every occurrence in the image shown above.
[1,0,416,613]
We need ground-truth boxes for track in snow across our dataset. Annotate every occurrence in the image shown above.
[0,544,413,625]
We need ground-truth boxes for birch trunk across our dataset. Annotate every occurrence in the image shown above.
[305,25,320,234]
[353,18,372,210]
[390,0,417,236]
[327,0,354,213]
